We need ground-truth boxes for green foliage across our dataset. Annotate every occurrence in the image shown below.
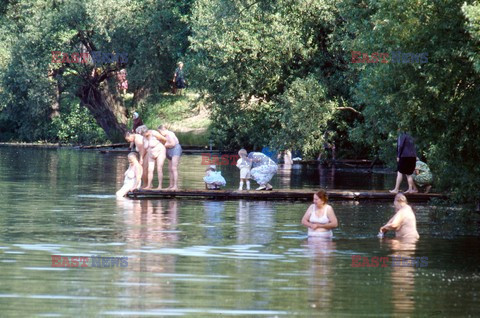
[272,76,337,157]
[49,98,106,144]
[0,0,192,142]
[189,0,353,153]
[337,0,480,202]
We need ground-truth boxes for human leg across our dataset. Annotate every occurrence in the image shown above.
[154,154,166,190]
[142,156,148,186]
[405,175,417,193]
[144,155,155,189]
[389,172,403,193]
[170,155,180,190]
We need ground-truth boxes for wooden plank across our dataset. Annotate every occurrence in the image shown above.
[127,188,446,202]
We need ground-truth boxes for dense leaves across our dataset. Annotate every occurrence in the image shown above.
[1,0,479,202]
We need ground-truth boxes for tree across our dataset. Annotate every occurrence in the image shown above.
[337,0,480,202]
[0,0,191,142]
[189,0,355,154]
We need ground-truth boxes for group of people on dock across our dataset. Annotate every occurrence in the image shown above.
[116,123,182,197]
[302,190,419,240]
[390,130,433,194]
[203,149,278,191]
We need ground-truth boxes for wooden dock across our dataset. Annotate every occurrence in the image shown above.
[127,189,446,202]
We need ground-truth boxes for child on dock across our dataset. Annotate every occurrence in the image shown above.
[204,165,226,190]
[236,149,252,190]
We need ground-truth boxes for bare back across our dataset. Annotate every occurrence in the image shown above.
[164,130,179,148]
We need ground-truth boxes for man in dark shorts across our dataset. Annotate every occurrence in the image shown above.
[158,125,182,190]
[390,130,417,194]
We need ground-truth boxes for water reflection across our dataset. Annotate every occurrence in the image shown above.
[305,237,336,312]
[236,201,274,244]
[204,201,226,242]
[318,165,335,189]
[116,198,179,311]
[383,238,417,317]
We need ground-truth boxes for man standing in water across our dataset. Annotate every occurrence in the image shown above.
[158,125,182,190]
[379,193,419,239]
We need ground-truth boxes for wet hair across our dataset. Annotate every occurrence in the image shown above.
[395,193,408,204]
[315,189,328,203]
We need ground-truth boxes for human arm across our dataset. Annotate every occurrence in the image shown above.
[164,133,176,148]
[301,205,317,229]
[150,130,167,144]
[380,212,403,233]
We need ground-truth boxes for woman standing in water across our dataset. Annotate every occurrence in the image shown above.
[379,193,419,239]
[301,190,338,238]
[116,152,143,198]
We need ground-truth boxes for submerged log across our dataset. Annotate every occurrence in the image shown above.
[127,188,446,202]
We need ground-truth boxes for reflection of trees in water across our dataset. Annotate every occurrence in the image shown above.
[203,201,226,243]
[236,200,274,245]
[318,165,335,189]
[384,238,417,317]
[117,198,179,310]
[305,238,336,313]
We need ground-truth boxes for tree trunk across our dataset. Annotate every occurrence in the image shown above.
[77,79,127,142]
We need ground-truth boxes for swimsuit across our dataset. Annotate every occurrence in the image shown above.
[308,205,333,238]
[166,143,182,160]
[123,166,140,190]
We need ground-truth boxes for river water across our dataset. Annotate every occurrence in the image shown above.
[0,146,479,317]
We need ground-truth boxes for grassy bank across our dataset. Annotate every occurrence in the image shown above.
[128,91,211,147]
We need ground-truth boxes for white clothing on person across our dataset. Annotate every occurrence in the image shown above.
[236,157,251,179]
[308,205,333,238]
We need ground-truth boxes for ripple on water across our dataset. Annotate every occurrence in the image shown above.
[102,309,288,316]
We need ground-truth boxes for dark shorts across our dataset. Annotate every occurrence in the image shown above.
[176,79,186,89]
[166,143,182,160]
[397,157,416,175]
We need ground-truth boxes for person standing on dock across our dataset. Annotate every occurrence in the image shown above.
[142,127,167,190]
[158,125,182,190]
[236,149,252,190]
[379,193,419,240]
[247,151,278,190]
[301,190,338,238]
[390,129,417,194]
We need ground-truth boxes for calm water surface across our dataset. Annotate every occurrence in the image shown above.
[0,146,479,317]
